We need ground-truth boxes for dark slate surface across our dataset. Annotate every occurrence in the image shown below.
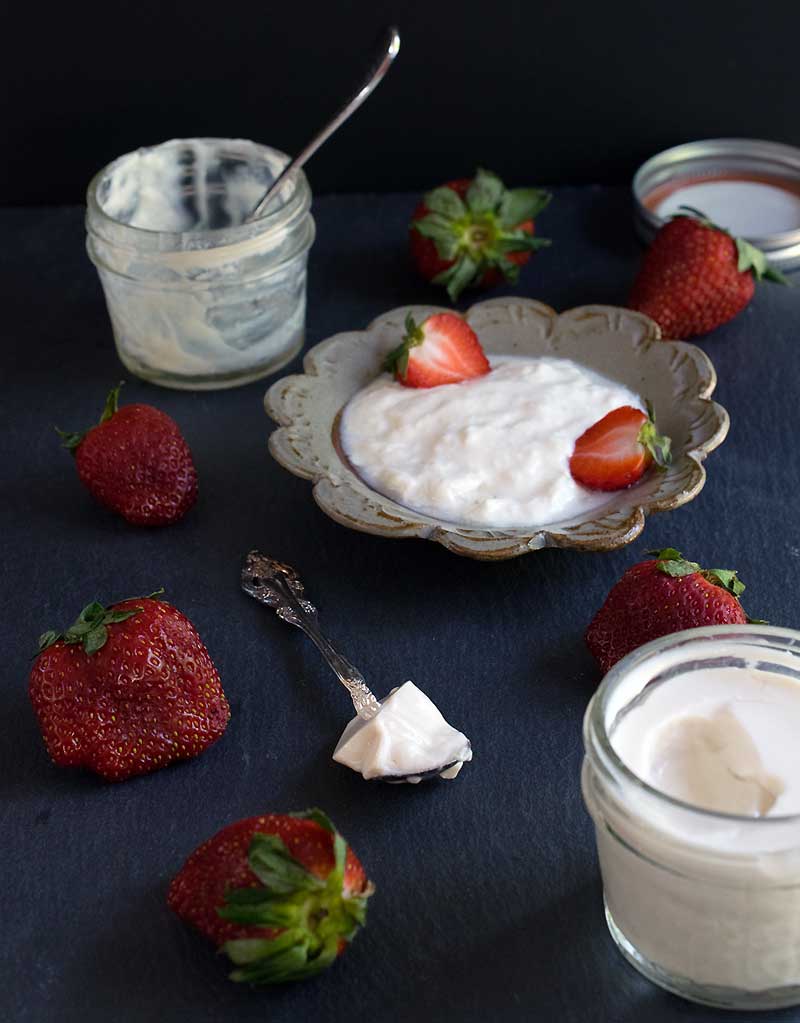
[3,189,800,1023]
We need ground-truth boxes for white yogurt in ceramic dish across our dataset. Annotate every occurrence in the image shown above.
[340,355,642,528]
[583,627,800,1010]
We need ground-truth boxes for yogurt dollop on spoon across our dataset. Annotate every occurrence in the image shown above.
[333,681,472,782]
[241,551,471,784]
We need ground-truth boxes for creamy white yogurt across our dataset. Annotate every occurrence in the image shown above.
[612,669,798,817]
[99,139,267,232]
[583,634,800,1004]
[333,681,472,782]
[340,356,643,528]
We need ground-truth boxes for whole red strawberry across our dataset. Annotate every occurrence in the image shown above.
[586,547,756,674]
[168,809,373,985]
[29,594,229,780]
[59,383,197,526]
[410,168,551,301]
[628,209,787,339]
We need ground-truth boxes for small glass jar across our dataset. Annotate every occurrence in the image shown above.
[86,138,315,390]
[582,625,800,1011]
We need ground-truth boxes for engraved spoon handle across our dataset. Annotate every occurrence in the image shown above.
[246,26,400,221]
[241,550,382,720]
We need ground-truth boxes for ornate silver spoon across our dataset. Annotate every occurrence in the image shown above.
[241,550,469,782]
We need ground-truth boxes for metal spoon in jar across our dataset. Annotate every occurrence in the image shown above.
[246,26,400,221]
[241,551,471,783]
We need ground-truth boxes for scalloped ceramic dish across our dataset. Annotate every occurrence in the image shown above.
[265,298,729,560]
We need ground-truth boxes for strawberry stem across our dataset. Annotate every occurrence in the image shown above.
[648,548,760,610]
[55,427,85,453]
[383,313,426,379]
[56,380,126,454]
[100,381,124,423]
[218,809,373,985]
[411,168,552,300]
[676,205,713,227]
[37,588,165,655]
[639,402,672,469]
[648,548,702,578]
[735,238,791,285]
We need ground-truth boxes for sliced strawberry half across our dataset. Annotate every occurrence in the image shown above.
[384,312,491,388]
[569,404,672,491]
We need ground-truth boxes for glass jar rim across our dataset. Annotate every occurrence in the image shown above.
[585,623,800,825]
[85,137,311,251]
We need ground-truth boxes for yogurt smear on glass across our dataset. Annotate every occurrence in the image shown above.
[583,627,800,1010]
[333,681,472,782]
[86,138,315,389]
[340,355,642,528]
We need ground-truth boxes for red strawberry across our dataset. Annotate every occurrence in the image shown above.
[29,594,229,780]
[384,312,490,388]
[628,208,787,339]
[409,168,551,301]
[569,404,671,491]
[586,547,756,674]
[167,809,373,985]
[59,383,197,526]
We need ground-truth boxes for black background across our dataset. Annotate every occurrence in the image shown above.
[3,0,799,204]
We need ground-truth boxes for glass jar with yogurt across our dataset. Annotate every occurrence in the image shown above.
[86,138,315,389]
[582,625,800,1011]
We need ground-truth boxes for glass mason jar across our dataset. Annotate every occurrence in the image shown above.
[86,138,315,390]
[582,625,800,1011]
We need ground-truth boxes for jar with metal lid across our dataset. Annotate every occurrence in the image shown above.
[633,138,800,272]
[86,138,315,390]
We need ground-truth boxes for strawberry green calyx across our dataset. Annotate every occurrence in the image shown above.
[56,381,125,453]
[650,547,703,579]
[638,403,672,469]
[218,809,373,985]
[650,547,749,598]
[383,313,426,380]
[99,381,124,422]
[37,588,165,655]
[675,207,790,286]
[735,237,790,285]
[412,168,552,301]
[55,428,86,453]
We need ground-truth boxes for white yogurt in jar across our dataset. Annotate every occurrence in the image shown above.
[583,630,800,1007]
[340,356,643,528]
[612,667,798,817]
[333,681,472,782]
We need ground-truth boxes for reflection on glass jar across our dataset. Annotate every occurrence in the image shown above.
[86,138,315,390]
[582,625,800,1011]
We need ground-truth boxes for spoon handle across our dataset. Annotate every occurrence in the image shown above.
[247,26,400,221]
[241,550,382,720]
